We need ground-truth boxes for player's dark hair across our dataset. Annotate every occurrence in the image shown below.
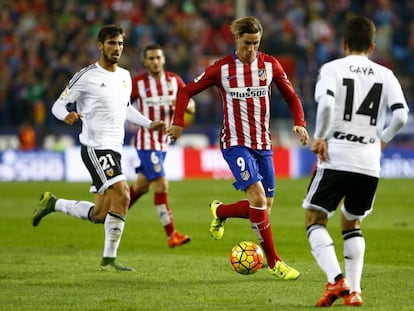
[97,24,125,43]
[230,16,263,37]
[344,16,376,52]
[142,43,163,59]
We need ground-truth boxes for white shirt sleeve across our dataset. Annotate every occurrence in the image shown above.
[381,107,408,143]
[126,104,152,128]
[51,87,80,121]
[314,93,335,139]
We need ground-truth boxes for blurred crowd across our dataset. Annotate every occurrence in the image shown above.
[0,0,413,148]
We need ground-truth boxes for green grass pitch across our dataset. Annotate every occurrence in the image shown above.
[1,178,413,310]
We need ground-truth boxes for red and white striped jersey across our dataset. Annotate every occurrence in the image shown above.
[174,51,306,150]
[131,71,186,151]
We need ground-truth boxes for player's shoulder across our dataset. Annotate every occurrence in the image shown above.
[164,71,183,80]
[68,63,99,86]
[131,72,148,82]
[116,66,131,76]
[213,53,236,66]
[258,51,276,61]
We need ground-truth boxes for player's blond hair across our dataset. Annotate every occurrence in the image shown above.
[230,16,263,37]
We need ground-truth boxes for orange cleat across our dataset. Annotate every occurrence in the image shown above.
[343,292,363,306]
[315,277,350,307]
[167,231,191,248]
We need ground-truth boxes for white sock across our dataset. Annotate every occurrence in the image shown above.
[343,230,365,293]
[308,224,342,284]
[103,211,125,258]
[155,204,172,226]
[55,199,94,220]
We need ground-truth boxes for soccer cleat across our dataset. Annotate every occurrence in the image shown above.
[209,200,225,239]
[167,231,191,248]
[343,292,363,306]
[32,192,57,227]
[268,260,301,280]
[100,257,136,272]
[315,277,350,307]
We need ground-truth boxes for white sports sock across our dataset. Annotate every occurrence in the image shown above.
[308,224,342,284]
[343,231,365,293]
[55,199,94,220]
[103,212,125,258]
[155,204,172,226]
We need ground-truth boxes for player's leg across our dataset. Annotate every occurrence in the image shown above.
[32,145,105,226]
[208,147,255,239]
[341,214,364,306]
[81,146,134,271]
[100,179,135,271]
[244,181,299,280]
[303,168,350,306]
[341,173,377,306]
[152,175,191,248]
[129,172,150,208]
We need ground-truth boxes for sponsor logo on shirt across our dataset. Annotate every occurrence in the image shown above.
[144,95,174,106]
[229,86,268,99]
[333,131,375,144]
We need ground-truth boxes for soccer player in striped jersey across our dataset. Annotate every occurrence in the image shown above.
[167,16,309,280]
[302,16,409,306]
[32,25,165,272]
[128,44,194,248]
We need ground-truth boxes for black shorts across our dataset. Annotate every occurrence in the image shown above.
[303,167,378,217]
[81,145,126,193]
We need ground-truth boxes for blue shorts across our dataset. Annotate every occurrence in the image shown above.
[221,146,275,197]
[135,150,166,181]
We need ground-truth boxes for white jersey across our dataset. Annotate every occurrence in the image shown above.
[53,62,132,154]
[314,55,409,177]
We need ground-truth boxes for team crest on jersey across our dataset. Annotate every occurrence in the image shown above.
[122,80,127,88]
[106,169,114,177]
[59,88,69,100]
[258,69,267,81]
[167,81,173,93]
[153,164,161,173]
[240,170,250,181]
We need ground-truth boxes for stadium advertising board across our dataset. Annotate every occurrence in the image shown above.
[0,147,413,181]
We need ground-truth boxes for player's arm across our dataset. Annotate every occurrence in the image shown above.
[272,59,309,145]
[168,66,217,140]
[380,105,408,149]
[380,74,409,149]
[51,87,83,126]
[312,92,335,162]
[126,104,166,131]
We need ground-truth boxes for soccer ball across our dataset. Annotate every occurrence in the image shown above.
[229,241,264,275]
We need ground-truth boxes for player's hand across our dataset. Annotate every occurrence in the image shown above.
[166,125,184,141]
[150,120,166,131]
[64,111,83,125]
[381,140,387,151]
[311,139,328,162]
[292,125,309,146]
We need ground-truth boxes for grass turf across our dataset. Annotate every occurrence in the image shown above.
[0,178,413,310]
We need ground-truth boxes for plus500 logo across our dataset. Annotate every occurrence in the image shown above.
[229,87,268,99]
[333,131,375,144]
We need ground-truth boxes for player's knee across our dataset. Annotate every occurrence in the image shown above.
[136,184,150,195]
[92,206,108,223]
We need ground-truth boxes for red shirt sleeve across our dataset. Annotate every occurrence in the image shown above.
[271,57,306,127]
[173,64,220,126]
